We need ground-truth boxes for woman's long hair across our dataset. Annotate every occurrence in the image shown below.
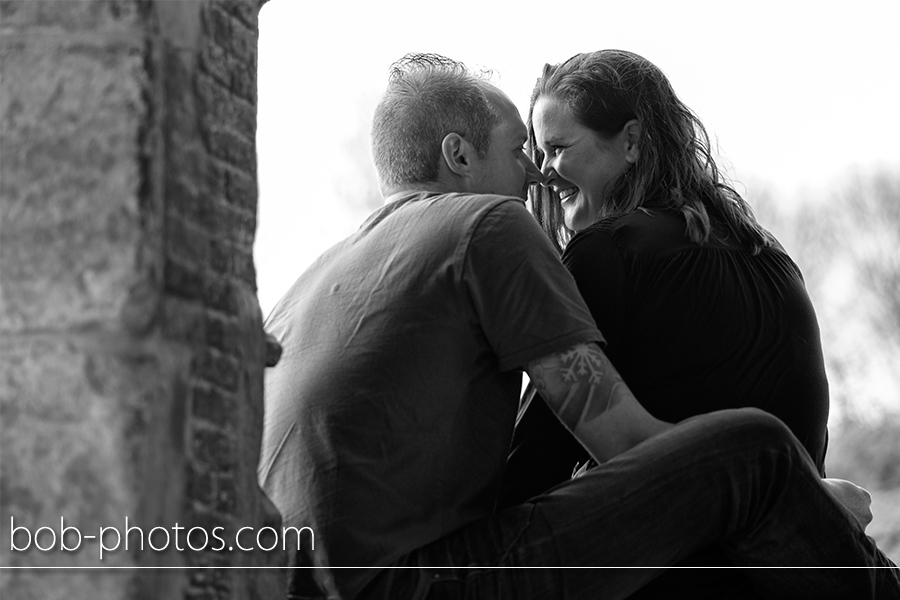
[527,50,774,255]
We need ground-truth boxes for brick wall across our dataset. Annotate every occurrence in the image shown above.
[0,1,284,598]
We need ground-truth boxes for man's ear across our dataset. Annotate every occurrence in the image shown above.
[441,133,474,177]
[623,119,641,164]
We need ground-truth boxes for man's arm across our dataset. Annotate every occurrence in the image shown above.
[527,342,877,531]
[526,342,671,462]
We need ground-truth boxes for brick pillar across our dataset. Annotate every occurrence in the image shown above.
[0,2,285,599]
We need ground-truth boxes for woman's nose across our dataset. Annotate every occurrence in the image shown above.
[540,160,556,187]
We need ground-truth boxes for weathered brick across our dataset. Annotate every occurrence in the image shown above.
[225,0,258,32]
[187,566,233,597]
[0,0,144,34]
[166,214,210,266]
[191,381,235,430]
[1,338,90,426]
[208,238,254,285]
[188,508,232,539]
[164,258,204,301]
[197,73,256,139]
[166,172,215,231]
[167,131,207,187]
[205,312,240,355]
[162,296,206,345]
[191,426,236,473]
[209,238,234,276]
[213,474,236,514]
[206,4,253,62]
[4,0,284,593]
[0,35,148,333]
[224,168,257,213]
[207,160,228,200]
[234,249,257,288]
[220,204,256,249]
[198,38,256,105]
[229,56,257,104]
[184,585,220,600]
[188,546,232,569]
[0,571,142,600]
[192,348,239,392]
[203,5,232,44]
[203,277,238,315]
[197,39,230,89]
[187,463,216,506]
[209,564,234,595]
[204,125,255,170]
[0,337,172,568]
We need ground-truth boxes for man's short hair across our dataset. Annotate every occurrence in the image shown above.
[371,53,500,189]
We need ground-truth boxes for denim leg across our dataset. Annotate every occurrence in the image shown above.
[361,408,899,600]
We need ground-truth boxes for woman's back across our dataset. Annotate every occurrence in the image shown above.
[498,208,829,509]
[563,208,829,469]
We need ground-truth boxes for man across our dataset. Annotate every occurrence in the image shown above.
[258,53,898,599]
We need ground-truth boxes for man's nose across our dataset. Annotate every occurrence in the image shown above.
[525,156,545,186]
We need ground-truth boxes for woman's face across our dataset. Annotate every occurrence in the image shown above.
[532,95,635,232]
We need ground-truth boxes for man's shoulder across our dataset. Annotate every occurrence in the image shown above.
[436,191,527,213]
[378,191,525,227]
[387,190,524,206]
[388,191,530,236]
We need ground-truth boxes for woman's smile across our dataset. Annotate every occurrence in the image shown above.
[557,186,579,201]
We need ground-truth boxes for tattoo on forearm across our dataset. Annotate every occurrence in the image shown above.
[530,344,626,432]
[559,345,605,385]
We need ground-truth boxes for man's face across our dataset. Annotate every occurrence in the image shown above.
[470,88,543,200]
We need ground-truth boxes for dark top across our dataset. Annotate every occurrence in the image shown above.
[260,192,602,599]
[499,208,829,507]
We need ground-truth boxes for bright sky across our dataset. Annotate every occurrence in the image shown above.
[255,0,900,315]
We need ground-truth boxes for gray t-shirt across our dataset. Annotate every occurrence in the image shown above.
[259,191,603,598]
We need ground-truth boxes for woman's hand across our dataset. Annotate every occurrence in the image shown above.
[822,478,873,531]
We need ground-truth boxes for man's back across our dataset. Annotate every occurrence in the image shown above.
[259,191,600,597]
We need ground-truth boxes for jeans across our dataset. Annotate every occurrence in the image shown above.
[360,409,899,600]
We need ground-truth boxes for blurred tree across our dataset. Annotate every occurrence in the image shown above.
[839,170,900,347]
[748,181,841,299]
[835,169,900,425]
[827,414,900,490]
[749,169,900,426]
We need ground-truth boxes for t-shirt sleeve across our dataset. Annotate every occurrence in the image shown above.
[562,227,630,359]
[463,200,604,371]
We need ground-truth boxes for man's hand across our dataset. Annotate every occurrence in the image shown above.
[265,332,283,367]
[822,478,873,531]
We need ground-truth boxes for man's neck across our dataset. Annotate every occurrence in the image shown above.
[381,181,457,203]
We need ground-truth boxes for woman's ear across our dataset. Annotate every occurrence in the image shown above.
[623,119,641,164]
[441,132,473,176]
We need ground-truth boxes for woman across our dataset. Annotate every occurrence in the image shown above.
[500,45,831,530]
[498,48,832,596]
